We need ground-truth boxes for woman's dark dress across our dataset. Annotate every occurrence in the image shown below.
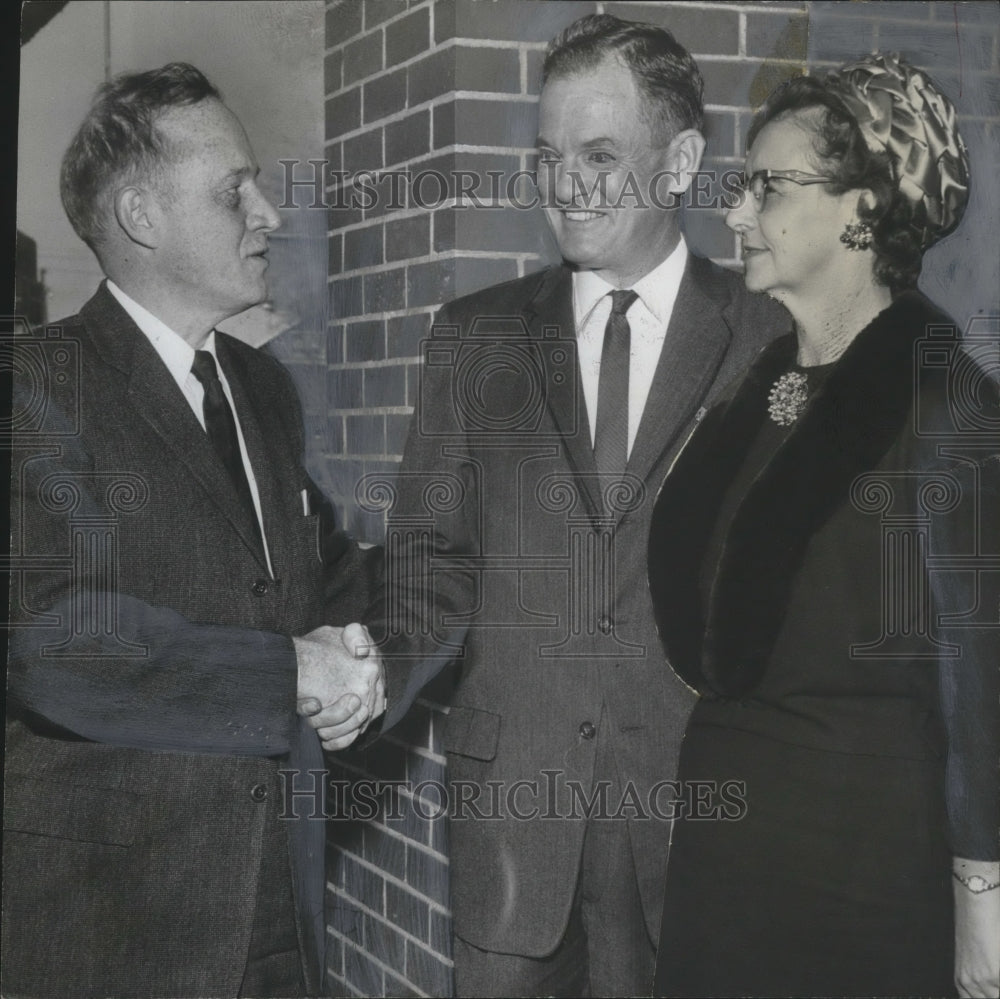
[647,293,999,997]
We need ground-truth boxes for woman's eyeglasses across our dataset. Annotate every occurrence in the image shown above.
[733,169,835,211]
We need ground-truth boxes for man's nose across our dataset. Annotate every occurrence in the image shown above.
[247,183,282,233]
[549,163,597,208]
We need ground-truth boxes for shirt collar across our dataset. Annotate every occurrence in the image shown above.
[573,237,689,328]
[106,280,218,386]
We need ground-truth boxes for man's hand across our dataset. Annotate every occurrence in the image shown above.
[294,623,384,751]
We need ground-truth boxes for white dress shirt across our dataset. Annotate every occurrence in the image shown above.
[107,280,274,575]
[572,238,688,457]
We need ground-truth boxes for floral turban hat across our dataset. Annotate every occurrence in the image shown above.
[828,53,969,249]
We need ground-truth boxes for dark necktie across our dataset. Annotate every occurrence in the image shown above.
[593,289,638,486]
[190,349,259,534]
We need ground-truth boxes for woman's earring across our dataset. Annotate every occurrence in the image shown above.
[840,220,873,250]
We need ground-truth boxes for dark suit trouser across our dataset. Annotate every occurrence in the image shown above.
[238,798,306,998]
[453,704,655,998]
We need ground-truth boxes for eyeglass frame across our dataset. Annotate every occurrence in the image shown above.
[733,169,836,211]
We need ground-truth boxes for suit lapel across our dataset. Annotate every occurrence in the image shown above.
[218,337,291,571]
[648,333,794,692]
[83,285,269,571]
[524,267,605,522]
[523,258,739,526]
[626,258,736,499]
[702,293,933,695]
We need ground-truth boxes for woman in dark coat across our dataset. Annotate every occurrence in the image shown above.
[648,54,998,998]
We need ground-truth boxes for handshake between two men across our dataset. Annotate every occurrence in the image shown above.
[294,623,385,751]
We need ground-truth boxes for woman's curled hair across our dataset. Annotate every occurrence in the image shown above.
[748,76,923,293]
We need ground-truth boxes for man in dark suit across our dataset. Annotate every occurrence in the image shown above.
[4,63,386,998]
[370,14,788,997]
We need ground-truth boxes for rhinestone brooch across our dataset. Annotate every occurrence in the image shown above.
[767,371,809,426]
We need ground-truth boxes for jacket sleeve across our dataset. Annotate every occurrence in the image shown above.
[362,300,472,731]
[5,344,365,758]
[8,595,301,757]
[935,443,1000,861]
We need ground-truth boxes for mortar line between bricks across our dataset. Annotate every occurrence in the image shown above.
[437,37,544,50]
[324,197,540,227]
[328,844,451,912]
[323,771,457,845]
[328,929,431,998]
[324,972,378,999]
[326,920,434,995]
[325,90,534,147]
[336,405,411,418]
[394,780,459,819]
[326,140,540,183]
[331,915,455,982]
[330,356,418,369]
[330,305,435,321]
[738,11,747,58]
[415,695,453,715]
[328,874,452,926]
[323,457,407,468]
[327,252,536,280]
[325,36,544,96]
[326,0,433,52]
[381,732,449,767]
[328,926,434,998]
[335,824,452,892]
[325,452,407,463]
[324,181,540,206]
[332,35,545,63]
[349,901,446,959]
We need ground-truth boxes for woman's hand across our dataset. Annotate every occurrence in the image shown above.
[954,858,1000,998]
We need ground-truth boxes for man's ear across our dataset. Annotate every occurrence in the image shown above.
[113,186,160,249]
[661,129,707,195]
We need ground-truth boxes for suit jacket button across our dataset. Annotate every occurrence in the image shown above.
[598,615,613,634]
[250,783,268,802]
[251,578,269,596]
[579,721,596,740]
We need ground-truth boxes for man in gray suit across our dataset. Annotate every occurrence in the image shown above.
[4,63,386,997]
[371,14,787,996]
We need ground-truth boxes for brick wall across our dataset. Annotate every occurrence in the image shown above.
[316,2,998,996]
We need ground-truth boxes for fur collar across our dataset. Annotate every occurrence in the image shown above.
[648,291,951,696]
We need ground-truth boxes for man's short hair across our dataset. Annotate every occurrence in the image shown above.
[60,62,221,250]
[542,13,704,142]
